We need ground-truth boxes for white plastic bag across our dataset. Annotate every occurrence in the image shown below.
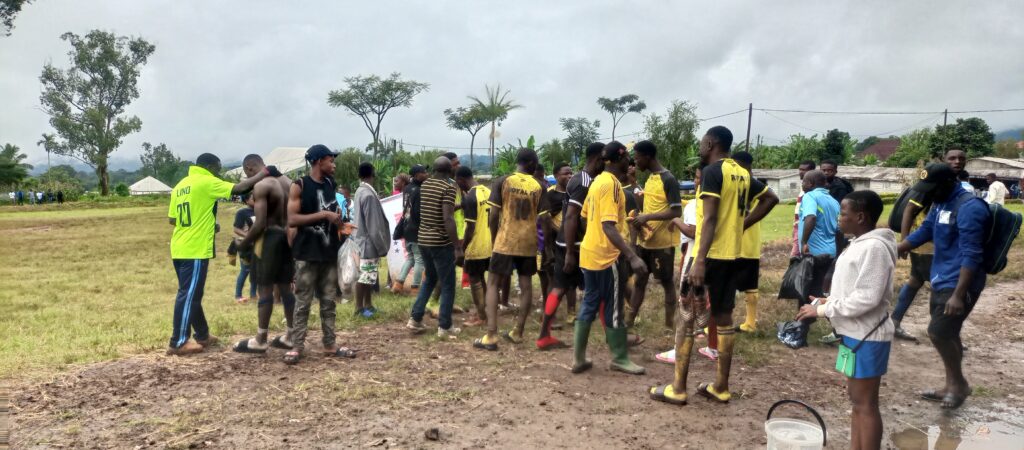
[338,239,360,293]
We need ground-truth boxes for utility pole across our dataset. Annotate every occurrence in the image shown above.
[943,108,948,126]
[745,103,753,152]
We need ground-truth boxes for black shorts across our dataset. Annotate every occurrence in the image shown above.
[255,227,295,285]
[464,258,490,278]
[736,258,760,292]
[638,247,675,284]
[928,288,981,340]
[703,259,738,315]
[909,253,933,285]
[552,246,583,290]
[489,252,537,277]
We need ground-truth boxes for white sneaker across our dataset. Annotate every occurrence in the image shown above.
[437,326,461,339]
[406,318,425,334]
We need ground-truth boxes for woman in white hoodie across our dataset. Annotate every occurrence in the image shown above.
[796,190,896,450]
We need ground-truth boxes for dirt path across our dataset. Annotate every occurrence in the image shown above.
[9,281,1024,449]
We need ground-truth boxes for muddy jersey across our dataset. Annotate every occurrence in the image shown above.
[487,172,543,256]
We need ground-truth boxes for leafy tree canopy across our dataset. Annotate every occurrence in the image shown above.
[38,30,155,195]
[929,117,994,159]
[328,73,428,159]
[597,94,646,139]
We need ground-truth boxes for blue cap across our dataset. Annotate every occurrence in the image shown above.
[305,144,338,163]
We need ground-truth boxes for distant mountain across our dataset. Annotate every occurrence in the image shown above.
[995,128,1024,142]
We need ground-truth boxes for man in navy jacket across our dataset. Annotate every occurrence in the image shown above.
[898,163,990,410]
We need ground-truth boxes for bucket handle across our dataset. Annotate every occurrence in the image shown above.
[767,399,827,447]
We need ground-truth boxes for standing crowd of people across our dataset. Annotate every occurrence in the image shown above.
[7,189,64,205]
[161,127,1016,450]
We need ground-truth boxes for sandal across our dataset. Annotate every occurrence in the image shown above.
[324,347,358,358]
[502,330,523,344]
[942,391,970,409]
[232,338,267,354]
[650,385,688,405]
[920,389,945,402]
[269,335,293,350]
[697,382,731,403]
[283,350,301,365]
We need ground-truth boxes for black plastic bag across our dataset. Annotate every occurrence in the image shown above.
[777,320,808,349]
[778,256,815,301]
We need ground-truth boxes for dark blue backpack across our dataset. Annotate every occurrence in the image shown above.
[951,193,1022,275]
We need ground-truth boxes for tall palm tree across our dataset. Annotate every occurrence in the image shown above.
[468,84,522,171]
[0,143,33,187]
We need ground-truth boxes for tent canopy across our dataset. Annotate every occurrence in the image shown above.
[226,147,308,179]
[129,176,173,195]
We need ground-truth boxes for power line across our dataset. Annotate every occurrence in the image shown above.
[756,107,1024,115]
[761,110,824,134]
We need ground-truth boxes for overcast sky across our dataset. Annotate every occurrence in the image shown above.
[1,1,1022,168]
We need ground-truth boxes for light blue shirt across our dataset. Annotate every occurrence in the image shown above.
[798,187,840,257]
[335,193,349,221]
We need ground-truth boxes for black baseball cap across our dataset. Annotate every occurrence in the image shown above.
[409,164,426,176]
[911,163,956,195]
[305,144,338,163]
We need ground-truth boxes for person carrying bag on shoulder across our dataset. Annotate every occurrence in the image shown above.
[796,190,895,450]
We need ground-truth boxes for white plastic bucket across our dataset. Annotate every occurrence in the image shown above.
[765,400,826,450]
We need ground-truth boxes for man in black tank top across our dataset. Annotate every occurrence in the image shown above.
[283,145,357,364]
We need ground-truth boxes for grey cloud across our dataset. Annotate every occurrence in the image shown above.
[1,0,1021,167]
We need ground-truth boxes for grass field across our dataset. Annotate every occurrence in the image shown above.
[1,199,1021,380]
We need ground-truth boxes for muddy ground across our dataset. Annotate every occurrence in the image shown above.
[8,279,1024,449]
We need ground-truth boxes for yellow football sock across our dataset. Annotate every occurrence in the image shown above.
[740,291,758,332]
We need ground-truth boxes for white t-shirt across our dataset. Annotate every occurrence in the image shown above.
[986,181,1007,205]
[680,200,698,272]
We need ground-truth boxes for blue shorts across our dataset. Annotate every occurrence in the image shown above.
[840,336,891,379]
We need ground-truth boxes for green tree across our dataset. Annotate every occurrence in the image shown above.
[37,164,84,198]
[113,182,130,197]
[139,142,188,186]
[468,84,522,171]
[538,138,572,170]
[1,0,30,36]
[822,129,854,163]
[885,128,934,168]
[443,105,489,168]
[559,117,601,165]
[643,100,701,177]
[327,73,429,159]
[37,30,155,196]
[597,94,647,140]
[994,139,1022,159]
[0,143,32,187]
[751,134,824,169]
[929,117,995,159]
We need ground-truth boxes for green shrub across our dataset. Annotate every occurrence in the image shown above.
[114,183,130,197]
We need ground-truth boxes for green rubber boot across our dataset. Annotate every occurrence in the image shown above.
[606,327,645,375]
[572,320,594,374]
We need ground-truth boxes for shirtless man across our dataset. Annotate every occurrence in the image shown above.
[233,154,297,353]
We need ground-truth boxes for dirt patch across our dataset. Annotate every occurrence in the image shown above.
[9,282,1024,449]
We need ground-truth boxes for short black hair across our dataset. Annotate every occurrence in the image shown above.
[535,163,546,174]
[821,159,838,168]
[628,158,636,167]
[733,151,753,167]
[945,148,965,155]
[799,160,816,169]
[443,152,458,161]
[958,170,970,181]
[242,154,263,166]
[844,190,883,225]
[516,148,539,165]
[358,162,375,179]
[196,153,220,167]
[633,140,657,158]
[585,142,605,159]
[455,166,473,179]
[553,162,570,174]
[987,172,997,178]
[603,141,628,162]
[705,126,733,151]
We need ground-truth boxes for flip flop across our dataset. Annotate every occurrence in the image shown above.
[920,389,945,402]
[650,385,688,405]
[283,350,301,365]
[232,338,267,354]
[269,335,293,350]
[325,347,358,358]
[942,391,970,409]
[697,382,731,403]
[655,349,676,364]
[502,330,523,344]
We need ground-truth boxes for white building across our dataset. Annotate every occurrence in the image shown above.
[226,147,309,179]
[129,176,172,195]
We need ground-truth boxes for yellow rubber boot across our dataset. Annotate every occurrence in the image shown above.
[739,291,759,332]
